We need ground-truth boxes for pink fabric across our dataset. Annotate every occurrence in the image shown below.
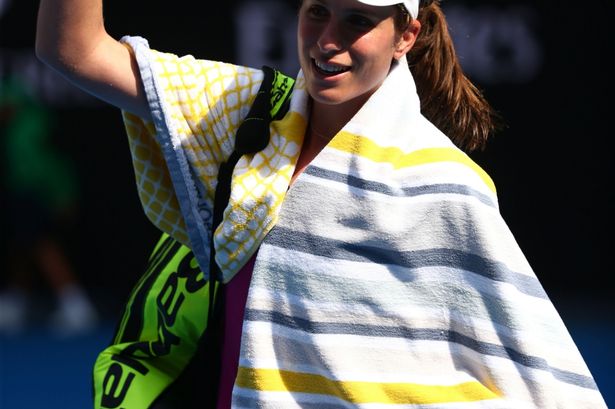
[216,253,257,409]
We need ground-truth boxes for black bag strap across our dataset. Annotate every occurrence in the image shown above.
[209,65,293,275]
[203,65,294,407]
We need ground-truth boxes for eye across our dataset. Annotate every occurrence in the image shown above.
[306,4,329,19]
[346,14,375,29]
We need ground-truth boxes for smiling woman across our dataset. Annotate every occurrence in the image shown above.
[298,1,417,132]
[293,0,423,178]
[34,0,607,408]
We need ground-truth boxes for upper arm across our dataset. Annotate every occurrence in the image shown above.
[87,38,151,119]
[36,32,151,120]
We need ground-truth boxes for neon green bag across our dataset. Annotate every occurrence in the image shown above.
[93,234,210,408]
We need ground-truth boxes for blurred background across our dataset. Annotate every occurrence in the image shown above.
[0,0,613,408]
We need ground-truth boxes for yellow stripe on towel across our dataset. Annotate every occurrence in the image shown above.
[236,367,501,405]
[330,132,496,193]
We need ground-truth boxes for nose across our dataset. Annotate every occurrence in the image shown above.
[317,19,343,53]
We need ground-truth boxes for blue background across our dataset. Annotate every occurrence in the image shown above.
[1,316,613,408]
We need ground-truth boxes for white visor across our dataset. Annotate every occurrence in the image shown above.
[356,0,419,20]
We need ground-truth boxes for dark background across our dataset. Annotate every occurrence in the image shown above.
[0,0,613,407]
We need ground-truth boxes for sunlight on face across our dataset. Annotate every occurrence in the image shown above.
[298,0,407,116]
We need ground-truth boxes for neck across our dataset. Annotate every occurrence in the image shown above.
[308,98,359,141]
[307,122,333,142]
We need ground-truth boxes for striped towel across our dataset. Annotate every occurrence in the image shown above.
[121,36,606,408]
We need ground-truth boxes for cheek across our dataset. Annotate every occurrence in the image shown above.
[355,42,394,73]
[298,21,315,50]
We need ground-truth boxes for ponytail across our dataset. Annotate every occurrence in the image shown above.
[405,1,502,152]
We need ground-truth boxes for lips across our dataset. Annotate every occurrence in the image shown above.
[312,59,351,76]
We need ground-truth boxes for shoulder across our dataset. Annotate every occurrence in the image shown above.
[365,114,498,207]
[413,117,496,198]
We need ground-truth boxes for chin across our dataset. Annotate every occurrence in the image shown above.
[310,93,341,106]
[307,86,347,106]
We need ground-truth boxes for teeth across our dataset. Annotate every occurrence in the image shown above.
[314,60,348,73]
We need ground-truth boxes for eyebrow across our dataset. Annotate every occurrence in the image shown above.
[311,0,392,18]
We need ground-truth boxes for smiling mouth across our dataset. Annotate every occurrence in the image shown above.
[312,59,351,75]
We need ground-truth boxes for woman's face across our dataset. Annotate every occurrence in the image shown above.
[298,0,416,114]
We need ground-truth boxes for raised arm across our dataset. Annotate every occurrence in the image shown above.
[35,0,150,119]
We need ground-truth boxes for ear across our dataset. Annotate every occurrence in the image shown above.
[394,19,421,60]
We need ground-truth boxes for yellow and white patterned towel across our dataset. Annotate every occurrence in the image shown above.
[121,36,306,282]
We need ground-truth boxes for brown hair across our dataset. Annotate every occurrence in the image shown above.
[397,1,502,152]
